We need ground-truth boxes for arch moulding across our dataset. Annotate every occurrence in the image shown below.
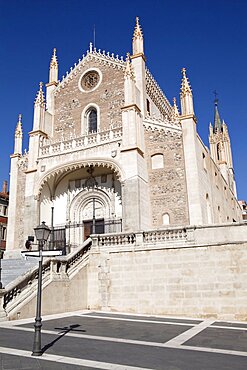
[35,158,125,199]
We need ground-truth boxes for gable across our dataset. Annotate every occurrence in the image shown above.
[52,54,125,141]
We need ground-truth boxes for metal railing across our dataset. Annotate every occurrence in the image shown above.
[48,218,122,253]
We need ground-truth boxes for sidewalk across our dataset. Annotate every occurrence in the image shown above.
[0,310,247,369]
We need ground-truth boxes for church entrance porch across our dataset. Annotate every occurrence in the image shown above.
[39,164,123,250]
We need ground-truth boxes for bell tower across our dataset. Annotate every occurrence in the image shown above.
[209,97,237,196]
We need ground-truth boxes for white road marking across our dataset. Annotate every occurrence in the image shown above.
[1,323,247,359]
[210,324,247,331]
[75,314,195,327]
[0,346,154,370]
[173,344,247,357]
[0,325,168,347]
[165,319,215,346]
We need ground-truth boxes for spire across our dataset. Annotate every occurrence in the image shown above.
[180,68,192,97]
[49,48,58,84]
[172,97,180,118]
[15,114,23,138]
[132,16,144,55]
[35,82,45,107]
[180,68,194,116]
[213,98,222,133]
[14,114,23,155]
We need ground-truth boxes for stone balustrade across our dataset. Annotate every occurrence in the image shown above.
[40,126,122,157]
[0,238,92,320]
[96,233,136,247]
[91,227,190,250]
[143,228,187,243]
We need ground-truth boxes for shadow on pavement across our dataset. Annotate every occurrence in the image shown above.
[41,324,86,354]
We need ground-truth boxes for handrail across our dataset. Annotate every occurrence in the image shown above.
[2,238,92,310]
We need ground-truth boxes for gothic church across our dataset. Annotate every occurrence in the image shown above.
[6,18,242,256]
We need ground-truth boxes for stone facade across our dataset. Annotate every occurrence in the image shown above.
[53,59,125,141]
[6,18,242,257]
[144,126,189,226]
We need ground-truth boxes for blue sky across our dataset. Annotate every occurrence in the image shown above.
[0,0,246,200]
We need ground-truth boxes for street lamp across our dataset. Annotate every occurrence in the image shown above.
[32,221,50,356]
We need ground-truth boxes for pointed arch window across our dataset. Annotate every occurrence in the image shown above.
[162,213,170,225]
[87,108,97,133]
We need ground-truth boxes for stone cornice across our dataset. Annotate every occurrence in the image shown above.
[121,103,141,113]
[24,168,37,174]
[10,153,21,159]
[29,130,48,138]
[180,113,197,123]
[120,146,144,157]
[46,81,58,88]
[130,53,146,62]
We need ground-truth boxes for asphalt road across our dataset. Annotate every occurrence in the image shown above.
[0,311,246,369]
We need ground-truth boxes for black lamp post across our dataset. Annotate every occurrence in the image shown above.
[32,221,50,356]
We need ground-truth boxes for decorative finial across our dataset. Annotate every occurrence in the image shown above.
[35,82,45,106]
[89,42,93,53]
[180,67,192,97]
[180,67,194,115]
[133,16,143,40]
[15,113,23,138]
[49,48,58,83]
[172,97,180,118]
[50,48,58,67]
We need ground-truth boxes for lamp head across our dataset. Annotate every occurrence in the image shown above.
[34,221,51,242]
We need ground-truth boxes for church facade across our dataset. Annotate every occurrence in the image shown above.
[6,18,242,256]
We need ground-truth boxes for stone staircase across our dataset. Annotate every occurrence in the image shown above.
[1,258,38,288]
[0,238,92,321]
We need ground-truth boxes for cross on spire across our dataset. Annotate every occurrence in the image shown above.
[213,90,219,105]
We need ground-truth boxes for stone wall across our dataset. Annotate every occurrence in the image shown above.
[4,223,247,321]
[144,126,189,227]
[88,223,247,321]
[53,59,124,141]
[99,242,247,320]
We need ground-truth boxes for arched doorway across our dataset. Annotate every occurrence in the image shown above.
[39,163,122,249]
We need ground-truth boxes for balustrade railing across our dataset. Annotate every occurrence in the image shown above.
[98,233,136,247]
[40,126,122,156]
[2,238,92,314]
[143,228,187,243]
[93,227,189,248]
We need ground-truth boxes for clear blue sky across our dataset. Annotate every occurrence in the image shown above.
[0,0,246,200]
